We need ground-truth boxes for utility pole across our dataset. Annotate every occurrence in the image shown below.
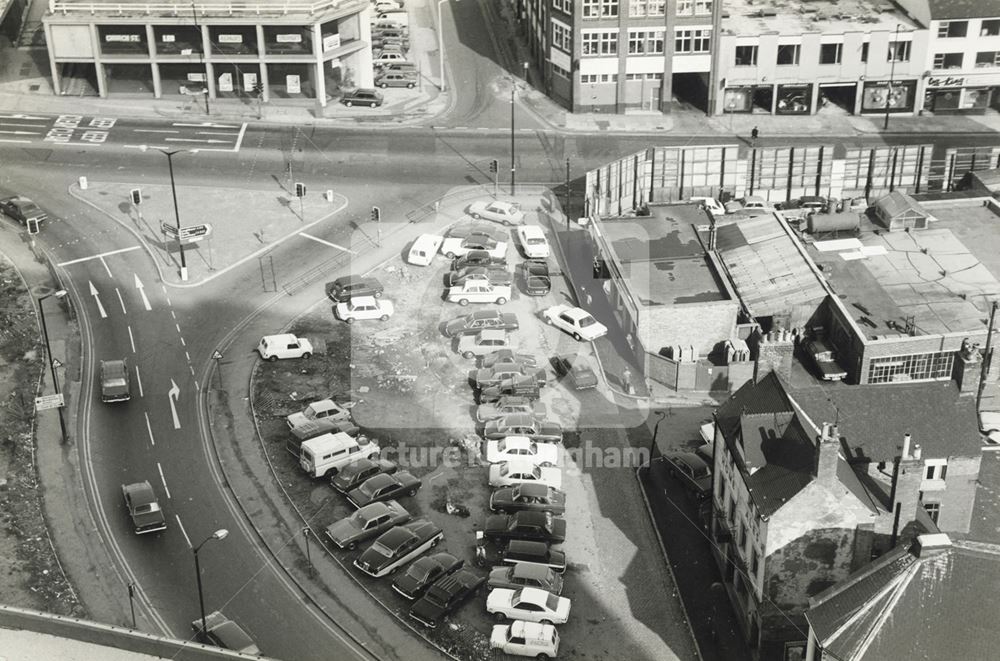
[510,85,516,196]
[565,158,571,230]
[977,300,998,413]
[884,23,901,131]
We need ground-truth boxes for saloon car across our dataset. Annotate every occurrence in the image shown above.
[121,481,167,535]
[191,611,259,654]
[446,265,512,288]
[0,195,48,226]
[542,305,608,342]
[334,296,394,323]
[324,500,411,550]
[347,471,422,508]
[552,354,599,390]
[480,349,537,369]
[408,568,486,628]
[483,510,567,544]
[392,552,464,600]
[354,520,443,577]
[468,200,525,226]
[476,396,547,423]
[488,460,562,490]
[444,310,519,338]
[330,458,398,493]
[483,414,562,443]
[489,483,567,515]
[457,329,511,359]
[485,436,559,466]
[486,587,571,624]
[488,563,564,595]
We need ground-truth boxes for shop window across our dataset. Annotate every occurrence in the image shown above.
[861,42,869,63]
[264,26,312,55]
[735,45,757,66]
[976,51,1000,67]
[154,26,202,55]
[923,502,941,524]
[933,52,964,69]
[983,20,1000,36]
[937,20,968,38]
[776,44,800,65]
[209,26,257,55]
[888,40,911,62]
[819,43,842,65]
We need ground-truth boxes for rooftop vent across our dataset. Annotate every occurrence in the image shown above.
[913,533,951,557]
[757,9,778,17]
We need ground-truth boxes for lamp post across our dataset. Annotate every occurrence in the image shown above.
[437,0,459,92]
[510,61,528,196]
[35,287,68,443]
[649,409,666,461]
[141,146,198,281]
[884,23,901,131]
[192,528,228,636]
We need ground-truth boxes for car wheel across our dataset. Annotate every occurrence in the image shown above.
[540,619,553,626]
[345,100,354,107]
[406,82,414,89]
[373,291,382,298]
[302,352,312,359]
[503,220,511,226]
[545,316,554,325]
[471,212,481,219]
[495,297,507,305]
[370,102,378,108]
[462,351,475,359]
[408,488,417,496]
[446,251,458,259]
[380,314,389,322]
[324,467,339,479]
[459,299,469,306]
[536,655,551,661]
[268,355,278,362]
[572,332,582,341]
[379,83,388,88]
[346,317,355,324]
[431,536,440,548]
[540,462,553,468]
[494,611,507,623]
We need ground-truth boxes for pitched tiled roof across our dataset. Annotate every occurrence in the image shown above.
[927,0,1000,19]
[716,372,794,436]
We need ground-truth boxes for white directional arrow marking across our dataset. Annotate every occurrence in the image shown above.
[134,274,152,311]
[168,380,181,430]
[88,281,107,319]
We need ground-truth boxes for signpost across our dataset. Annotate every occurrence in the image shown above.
[179,223,212,242]
[35,393,65,411]
[161,222,178,237]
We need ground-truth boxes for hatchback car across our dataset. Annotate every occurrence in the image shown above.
[468,200,525,226]
[457,329,511,359]
[340,88,384,107]
[375,71,416,88]
[392,552,464,600]
[408,568,485,628]
[488,563,564,595]
[326,275,384,302]
[551,354,599,390]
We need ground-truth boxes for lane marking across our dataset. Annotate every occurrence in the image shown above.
[144,411,155,446]
[180,336,186,347]
[184,351,190,362]
[299,232,358,254]
[0,113,48,120]
[0,129,40,135]
[232,122,247,152]
[58,245,140,266]
[176,515,191,548]
[194,379,199,391]
[168,380,181,430]
[189,365,195,376]
[88,281,107,319]
[173,121,239,128]
[170,310,176,320]
[99,256,113,278]
[175,323,181,333]
[0,122,44,128]
[127,325,136,353]
[158,463,171,499]
[0,139,31,144]
[133,129,179,134]
[134,274,151,311]
[115,287,127,314]
[165,295,171,306]
[135,365,144,398]
[164,137,229,144]
[196,131,240,136]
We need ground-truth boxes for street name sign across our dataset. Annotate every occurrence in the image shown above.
[35,393,65,411]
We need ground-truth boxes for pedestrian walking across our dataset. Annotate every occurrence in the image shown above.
[751,125,759,147]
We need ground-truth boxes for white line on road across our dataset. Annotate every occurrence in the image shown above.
[194,379,199,391]
[175,323,181,333]
[134,274,152,310]
[196,131,240,136]
[88,281,107,319]
[176,515,191,548]
[164,137,229,144]
[172,122,239,128]
[0,113,47,120]
[189,365,195,376]
[170,310,176,319]
[0,129,39,135]
[135,365,144,398]
[165,295,171,306]
[180,336,186,346]
[158,463,171,499]
[127,325,136,353]
[133,129,179,134]
[0,122,44,128]
[299,232,358,254]
[144,411,155,446]
[99,256,113,278]
[185,351,190,362]
[232,123,247,152]
[58,245,140,266]
[168,380,181,429]
[0,139,31,144]
[115,287,127,314]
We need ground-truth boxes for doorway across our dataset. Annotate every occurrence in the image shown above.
[58,62,99,96]
[819,83,856,114]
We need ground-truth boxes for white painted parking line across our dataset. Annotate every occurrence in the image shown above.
[134,364,144,398]
[0,129,39,135]
[165,137,229,144]
[158,463,171,499]
[58,245,140,266]
[0,113,48,120]
[299,232,357,254]
[144,411,155,446]
[176,515,191,548]
[127,325,136,353]
[172,122,239,128]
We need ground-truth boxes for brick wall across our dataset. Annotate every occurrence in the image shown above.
[637,300,738,356]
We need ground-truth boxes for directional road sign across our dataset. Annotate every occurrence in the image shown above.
[179,224,212,241]
[161,222,178,237]
[35,393,65,411]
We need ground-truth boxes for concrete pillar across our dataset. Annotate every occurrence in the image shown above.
[148,24,161,98]
[91,23,107,97]
[205,61,216,99]
[313,22,326,107]
[44,22,61,95]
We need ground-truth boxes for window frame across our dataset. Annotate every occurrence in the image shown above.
[819,42,843,65]
[982,19,1000,36]
[776,43,801,66]
[628,28,665,55]
[734,44,758,66]
[581,29,618,56]
[937,20,968,38]
[675,28,711,54]
[933,52,965,69]
[976,51,1000,67]
[551,19,571,53]
[888,40,911,62]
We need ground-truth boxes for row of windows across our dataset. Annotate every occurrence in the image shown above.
[938,19,1000,38]
[934,51,1000,69]
[583,0,618,18]
[552,21,571,52]
[581,28,711,56]
[734,41,911,67]
[581,73,618,83]
[867,350,954,384]
[556,71,664,84]
[578,0,711,19]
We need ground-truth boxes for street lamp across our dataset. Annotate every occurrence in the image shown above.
[437,0,459,92]
[192,528,229,636]
[35,287,68,444]
[649,409,666,461]
[510,61,528,196]
[140,145,198,282]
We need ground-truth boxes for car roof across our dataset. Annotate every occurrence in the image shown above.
[518,225,545,238]
[357,501,392,517]
[349,296,378,305]
[479,329,507,340]
[667,452,709,470]
[261,333,297,342]
[512,562,552,579]
[512,482,550,497]
[470,309,502,320]
[511,620,554,637]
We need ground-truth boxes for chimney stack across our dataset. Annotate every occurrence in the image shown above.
[902,433,911,460]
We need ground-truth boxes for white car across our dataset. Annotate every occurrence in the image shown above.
[491,621,560,659]
[335,296,394,323]
[286,399,351,430]
[486,587,571,625]
[447,282,512,306]
[515,225,550,259]
[486,436,559,466]
[689,196,726,216]
[542,305,608,341]
[440,234,508,260]
[468,200,525,226]
[257,334,314,361]
[457,329,511,359]
[374,0,403,12]
[489,459,562,490]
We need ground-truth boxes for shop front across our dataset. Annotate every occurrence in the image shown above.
[923,75,995,114]
[860,79,917,115]
[776,83,812,114]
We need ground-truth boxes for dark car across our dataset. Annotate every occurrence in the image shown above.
[392,552,464,599]
[483,413,562,442]
[489,483,566,515]
[804,338,848,381]
[446,224,505,240]
[408,567,486,628]
[444,309,520,338]
[347,471,422,508]
[121,481,167,534]
[488,563,564,595]
[520,259,551,296]
[354,519,443,578]
[324,499,411,550]
[475,364,547,390]
[446,265,513,288]
[484,510,566,544]
[475,535,567,573]
[479,374,541,404]
[331,458,398,493]
[191,611,259,654]
[100,358,132,403]
[0,195,48,226]
[551,354,599,390]
[480,349,538,370]
[341,88,384,107]
[326,275,385,302]
[661,452,712,499]
[451,249,506,270]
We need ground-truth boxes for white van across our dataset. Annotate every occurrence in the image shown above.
[299,432,380,478]
[376,10,409,27]
[407,234,444,266]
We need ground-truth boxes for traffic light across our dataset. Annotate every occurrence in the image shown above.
[130,188,141,205]
[253,82,264,97]
[295,182,306,197]
[26,218,39,235]
[371,206,381,223]
[489,159,498,174]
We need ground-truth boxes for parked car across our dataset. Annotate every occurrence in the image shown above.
[408,568,486,628]
[286,399,351,431]
[287,419,359,455]
[447,281,512,306]
[475,364,547,390]
[340,88,384,107]
[331,457,398,493]
[479,374,541,404]
[520,259,551,296]
[347,471,422,508]
[689,196,726,216]
[457,329,511,359]
[551,354,599,390]
[486,436,559,466]
[440,233,507,260]
[480,349,537,370]
[487,587,571,624]
[324,499,410,550]
[515,225,550,258]
[446,265,512,288]
[380,61,418,76]
[299,432,380,479]
[804,337,848,381]
[0,195,48,226]
[491,621,560,659]
[371,51,408,67]
[392,552,464,600]
[444,309,519,338]
[468,200,525,226]
[257,333,313,361]
[660,452,712,499]
[100,358,131,403]
[542,305,607,341]
[484,414,562,443]
[488,563,564,595]
[489,482,566,516]
[476,535,567,573]
[445,223,505,240]
[374,0,404,11]
[121,481,167,535]
[335,295,394,323]
[326,275,384,302]
[484,510,566,544]
[489,460,562,490]
[451,249,507,270]
[354,519,443,577]
[476,395,547,423]
[408,233,444,266]
[191,611,259,654]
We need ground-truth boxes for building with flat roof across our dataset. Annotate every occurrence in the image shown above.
[42,0,372,104]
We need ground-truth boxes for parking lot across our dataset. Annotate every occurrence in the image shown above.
[250,197,696,660]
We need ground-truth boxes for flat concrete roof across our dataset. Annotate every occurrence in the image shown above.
[601,205,729,307]
[45,0,363,21]
[722,0,919,36]
[809,203,1000,338]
